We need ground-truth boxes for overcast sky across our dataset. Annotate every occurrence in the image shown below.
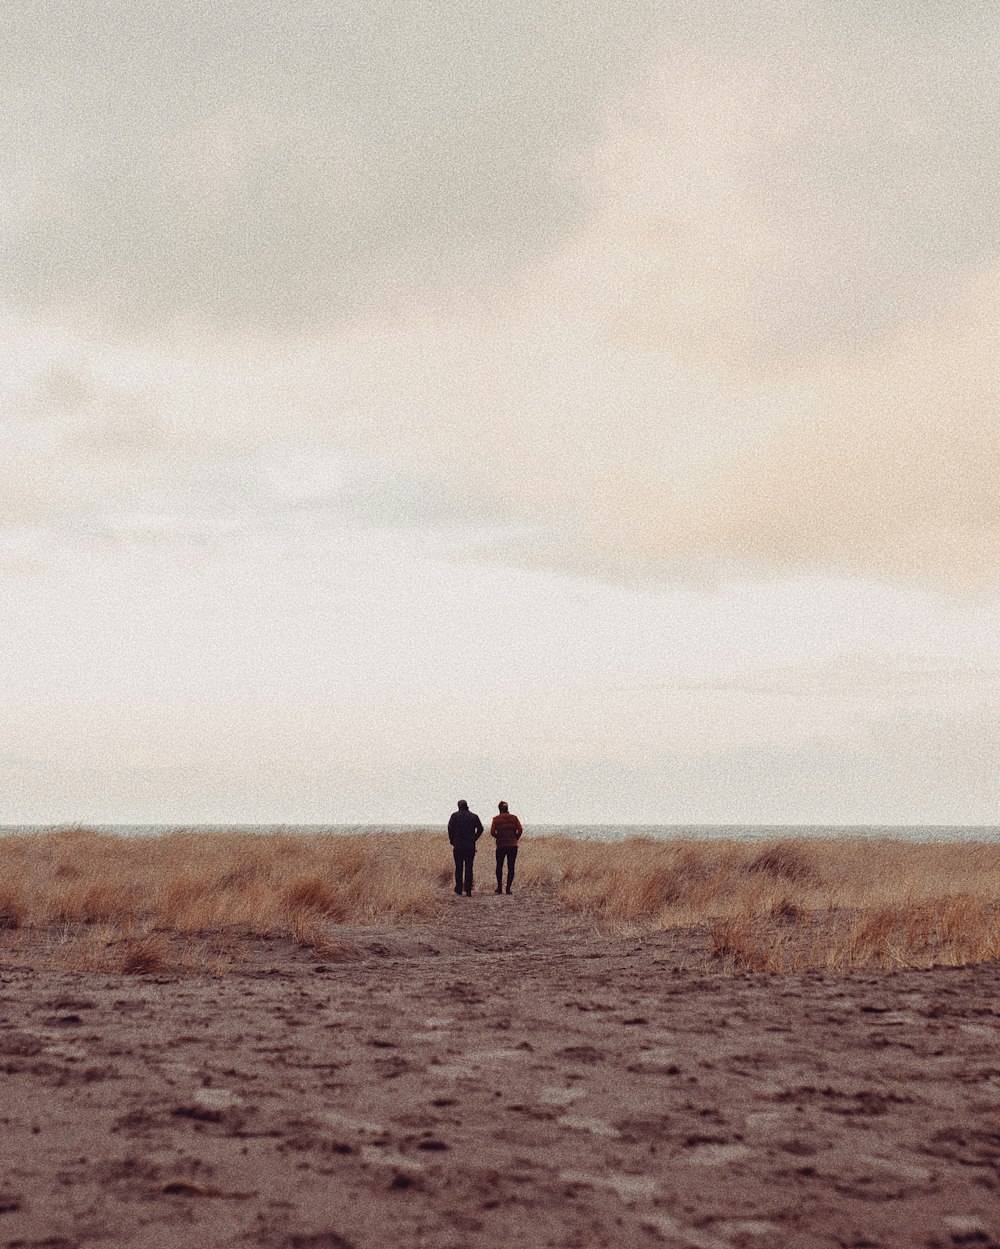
[2,1,999,825]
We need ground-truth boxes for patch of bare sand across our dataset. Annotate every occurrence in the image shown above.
[0,888,998,1248]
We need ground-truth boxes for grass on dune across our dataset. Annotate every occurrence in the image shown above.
[0,826,447,973]
[0,827,997,974]
[525,834,1000,971]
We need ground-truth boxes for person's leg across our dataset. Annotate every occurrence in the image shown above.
[464,849,475,895]
[495,846,504,892]
[505,845,518,892]
[453,846,463,894]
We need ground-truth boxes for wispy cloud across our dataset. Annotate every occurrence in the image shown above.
[650,655,1000,701]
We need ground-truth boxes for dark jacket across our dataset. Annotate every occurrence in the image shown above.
[448,808,484,850]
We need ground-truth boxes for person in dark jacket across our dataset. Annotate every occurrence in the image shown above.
[490,800,523,894]
[447,799,483,896]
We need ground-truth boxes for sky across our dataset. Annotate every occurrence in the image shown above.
[2,1,999,825]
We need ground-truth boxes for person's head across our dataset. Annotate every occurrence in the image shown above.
[498,801,508,813]
[457,799,469,811]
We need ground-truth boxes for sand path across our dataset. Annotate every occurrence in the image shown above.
[1,885,998,1248]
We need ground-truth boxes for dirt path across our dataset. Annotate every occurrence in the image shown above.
[1,886,998,1248]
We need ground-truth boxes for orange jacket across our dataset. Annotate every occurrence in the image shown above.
[490,812,523,848]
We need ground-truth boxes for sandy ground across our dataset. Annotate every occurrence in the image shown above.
[1,886,998,1249]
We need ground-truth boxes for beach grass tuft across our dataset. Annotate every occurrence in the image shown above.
[0,826,441,972]
[530,834,1000,970]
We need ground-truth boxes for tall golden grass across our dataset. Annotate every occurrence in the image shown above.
[523,834,1000,971]
[0,827,997,973]
[0,826,445,973]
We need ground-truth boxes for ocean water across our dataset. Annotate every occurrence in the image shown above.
[1,823,997,843]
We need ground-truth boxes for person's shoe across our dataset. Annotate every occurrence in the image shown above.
[465,891,473,897]
[505,887,512,894]
[454,887,462,895]
[495,886,502,894]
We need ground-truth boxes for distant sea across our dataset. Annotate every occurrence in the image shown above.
[1,824,997,843]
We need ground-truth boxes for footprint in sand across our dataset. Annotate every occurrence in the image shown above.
[322,1110,386,1135]
[557,1114,620,1139]
[744,1110,784,1131]
[161,1061,201,1077]
[681,1142,751,1166]
[559,1170,656,1201]
[432,1048,522,1080]
[360,1145,425,1172]
[960,1023,995,1038]
[857,1154,933,1184]
[943,1216,993,1240]
[190,1088,245,1113]
[410,1017,455,1041]
[41,1043,87,1061]
[629,1047,681,1074]
[641,1215,728,1249]
[430,1063,475,1079]
[538,1086,586,1106]
[717,1220,780,1239]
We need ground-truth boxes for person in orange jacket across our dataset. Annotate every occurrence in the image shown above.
[490,800,523,894]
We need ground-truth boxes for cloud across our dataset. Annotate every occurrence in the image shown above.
[2,0,656,336]
[555,4,1000,373]
[661,273,1000,583]
[0,360,198,551]
[548,16,999,582]
[656,654,1000,701]
[2,3,999,588]
[505,6,1000,583]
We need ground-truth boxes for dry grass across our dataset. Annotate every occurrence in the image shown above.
[0,827,997,974]
[525,833,1000,971]
[0,826,443,973]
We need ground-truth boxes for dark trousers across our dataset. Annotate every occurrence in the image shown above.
[453,845,475,894]
[496,845,518,890]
